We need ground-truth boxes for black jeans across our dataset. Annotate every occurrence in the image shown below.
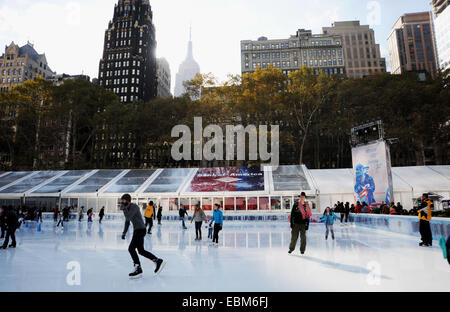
[345,212,349,223]
[195,221,202,239]
[37,215,42,222]
[157,216,162,225]
[145,217,153,233]
[419,219,433,245]
[1,225,5,238]
[340,213,345,223]
[3,227,16,247]
[213,224,222,243]
[57,219,64,227]
[128,229,158,265]
[99,215,104,223]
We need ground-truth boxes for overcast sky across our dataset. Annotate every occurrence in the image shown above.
[0,0,431,93]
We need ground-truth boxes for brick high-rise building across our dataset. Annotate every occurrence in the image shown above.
[322,21,386,78]
[387,12,439,78]
[98,0,157,103]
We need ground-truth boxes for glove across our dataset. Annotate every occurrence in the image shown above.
[121,234,126,240]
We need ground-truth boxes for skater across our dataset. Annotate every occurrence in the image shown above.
[157,204,162,225]
[179,205,189,230]
[87,208,93,222]
[53,205,59,222]
[0,206,6,239]
[63,206,69,222]
[208,219,213,240]
[438,235,450,265]
[99,207,105,224]
[144,201,155,234]
[288,192,312,255]
[1,207,18,249]
[338,202,345,223]
[191,203,206,241]
[355,201,362,214]
[37,207,43,223]
[120,194,165,279]
[210,203,223,247]
[56,208,64,229]
[320,207,340,240]
[418,193,433,247]
[344,202,350,223]
[78,206,84,222]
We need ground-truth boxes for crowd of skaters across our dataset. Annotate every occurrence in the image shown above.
[0,193,449,270]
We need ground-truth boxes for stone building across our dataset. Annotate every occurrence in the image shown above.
[0,41,54,92]
[241,29,345,76]
[322,21,386,78]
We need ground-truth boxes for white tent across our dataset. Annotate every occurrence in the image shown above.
[0,165,449,213]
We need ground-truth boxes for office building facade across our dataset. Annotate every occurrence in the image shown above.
[322,21,386,78]
[98,0,157,103]
[432,0,450,72]
[387,12,439,78]
[241,29,345,76]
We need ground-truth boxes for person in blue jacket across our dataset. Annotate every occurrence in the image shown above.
[320,207,340,240]
[210,203,223,247]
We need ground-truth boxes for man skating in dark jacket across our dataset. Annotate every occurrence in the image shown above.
[0,207,6,238]
[1,207,19,249]
[121,194,165,279]
[289,192,312,255]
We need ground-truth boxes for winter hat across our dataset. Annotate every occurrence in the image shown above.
[121,194,132,202]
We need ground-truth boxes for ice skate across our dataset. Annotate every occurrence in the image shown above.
[154,259,165,275]
[9,244,16,248]
[129,264,143,279]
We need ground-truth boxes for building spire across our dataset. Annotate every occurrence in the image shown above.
[187,24,193,60]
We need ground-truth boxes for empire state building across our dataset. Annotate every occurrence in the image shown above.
[174,29,201,97]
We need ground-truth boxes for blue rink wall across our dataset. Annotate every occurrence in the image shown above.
[40,212,450,240]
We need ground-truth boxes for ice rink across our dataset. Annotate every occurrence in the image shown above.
[0,220,449,292]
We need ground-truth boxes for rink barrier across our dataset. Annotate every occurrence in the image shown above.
[348,214,450,240]
[35,213,450,239]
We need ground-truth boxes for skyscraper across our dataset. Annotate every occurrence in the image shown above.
[174,28,200,97]
[387,12,438,78]
[157,58,172,98]
[432,0,450,72]
[322,21,386,78]
[98,0,157,103]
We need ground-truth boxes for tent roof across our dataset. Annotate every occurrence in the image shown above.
[0,165,448,199]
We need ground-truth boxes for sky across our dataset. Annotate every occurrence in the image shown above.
[0,0,432,93]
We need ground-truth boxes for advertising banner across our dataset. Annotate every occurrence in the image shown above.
[352,140,394,207]
[186,166,265,193]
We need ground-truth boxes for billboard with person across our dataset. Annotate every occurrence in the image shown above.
[352,140,394,207]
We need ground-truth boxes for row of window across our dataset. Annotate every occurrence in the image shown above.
[101,69,141,79]
[106,41,144,51]
[243,40,340,51]
[105,77,140,86]
[1,77,22,84]
[107,52,132,60]
[0,61,25,67]
[246,49,343,60]
[112,86,140,94]
[1,69,22,76]
[246,58,343,69]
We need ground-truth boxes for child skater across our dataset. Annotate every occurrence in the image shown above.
[320,207,340,240]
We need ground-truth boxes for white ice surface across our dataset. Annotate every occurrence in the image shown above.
[0,220,449,292]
